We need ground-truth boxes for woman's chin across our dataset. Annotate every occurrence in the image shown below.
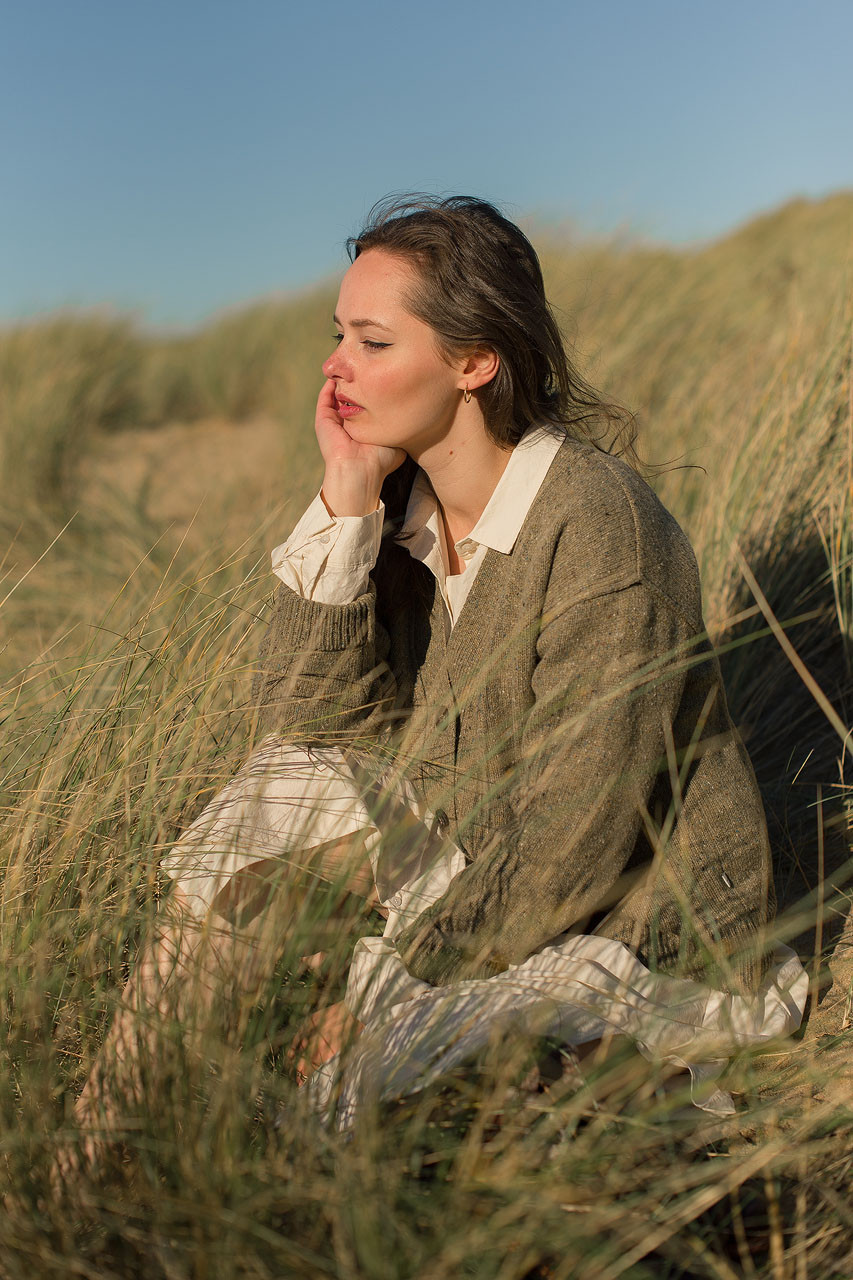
[347,422,405,450]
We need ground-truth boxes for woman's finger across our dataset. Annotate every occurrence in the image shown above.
[317,377,338,413]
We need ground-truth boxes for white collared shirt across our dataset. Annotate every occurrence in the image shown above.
[272,423,564,627]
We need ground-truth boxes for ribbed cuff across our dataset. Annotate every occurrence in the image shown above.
[396,917,509,987]
[266,581,376,652]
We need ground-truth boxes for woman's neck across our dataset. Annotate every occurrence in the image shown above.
[409,414,514,576]
[412,416,513,563]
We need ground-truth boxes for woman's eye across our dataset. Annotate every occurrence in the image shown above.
[331,334,389,350]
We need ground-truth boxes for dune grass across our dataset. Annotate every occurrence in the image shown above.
[0,193,852,1276]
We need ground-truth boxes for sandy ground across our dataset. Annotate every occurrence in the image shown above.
[84,416,301,529]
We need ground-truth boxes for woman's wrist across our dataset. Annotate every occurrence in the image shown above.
[321,465,383,518]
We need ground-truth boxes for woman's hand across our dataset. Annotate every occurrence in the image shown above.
[291,999,362,1085]
[315,379,406,516]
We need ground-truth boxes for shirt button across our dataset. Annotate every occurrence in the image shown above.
[434,809,450,834]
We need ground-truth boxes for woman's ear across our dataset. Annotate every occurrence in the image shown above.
[460,348,500,392]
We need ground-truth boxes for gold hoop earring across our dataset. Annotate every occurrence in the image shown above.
[463,386,472,404]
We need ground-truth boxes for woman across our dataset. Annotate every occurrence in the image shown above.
[74,196,806,1149]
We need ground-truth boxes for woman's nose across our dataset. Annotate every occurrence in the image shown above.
[322,346,350,380]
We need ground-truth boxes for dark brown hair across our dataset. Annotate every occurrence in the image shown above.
[347,194,636,463]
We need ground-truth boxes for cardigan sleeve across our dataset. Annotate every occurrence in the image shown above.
[250,577,399,741]
[394,562,702,985]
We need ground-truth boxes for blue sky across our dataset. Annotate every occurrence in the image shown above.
[3,0,852,328]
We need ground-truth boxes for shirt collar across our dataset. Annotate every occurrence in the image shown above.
[397,423,564,557]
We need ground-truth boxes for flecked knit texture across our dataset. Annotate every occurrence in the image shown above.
[253,439,774,992]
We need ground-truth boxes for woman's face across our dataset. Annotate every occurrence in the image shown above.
[322,249,467,457]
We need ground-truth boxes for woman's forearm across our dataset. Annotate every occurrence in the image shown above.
[320,461,384,518]
[251,583,399,740]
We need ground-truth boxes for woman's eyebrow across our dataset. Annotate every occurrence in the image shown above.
[333,314,393,332]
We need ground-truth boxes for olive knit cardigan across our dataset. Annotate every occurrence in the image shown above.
[252,438,774,992]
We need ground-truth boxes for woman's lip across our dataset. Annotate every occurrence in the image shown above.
[335,395,364,418]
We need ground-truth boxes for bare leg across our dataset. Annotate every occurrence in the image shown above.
[61,829,379,1176]
[67,885,225,1171]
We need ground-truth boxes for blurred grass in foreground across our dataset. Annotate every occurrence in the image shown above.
[0,193,852,1276]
